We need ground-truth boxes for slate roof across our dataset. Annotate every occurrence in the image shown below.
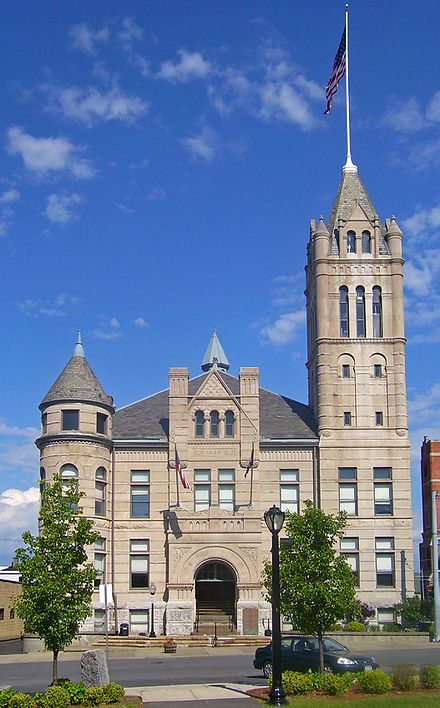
[113,372,317,441]
[40,352,114,409]
[327,168,382,236]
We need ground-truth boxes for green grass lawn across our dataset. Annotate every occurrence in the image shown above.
[280,694,440,707]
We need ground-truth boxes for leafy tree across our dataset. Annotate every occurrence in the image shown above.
[394,595,432,628]
[346,599,376,625]
[264,500,356,673]
[14,474,98,684]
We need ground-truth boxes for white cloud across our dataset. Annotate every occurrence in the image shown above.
[408,383,440,426]
[0,420,39,474]
[118,17,143,45]
[133,317,148,328]
[259,82,314,130]
[260,310,305,345]
[382,97,427,133]
[45,193,83,224]
[92,317,121,341]
[147,187,166,201]
[426,90,440,123]
[157,49,211,82]
[6,126,95,178]
[182,126,217,161]
[0,188,19,205]
[0,487,39,564]
[44,84,148,126]
[402,203,440,240]
[404,261,432,297]
[69,23,109,55]
[17,294,78,318]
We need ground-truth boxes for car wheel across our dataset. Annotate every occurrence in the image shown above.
[262,660,273,679]
[324,664,333,674]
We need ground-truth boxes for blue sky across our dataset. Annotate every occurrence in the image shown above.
[1,0,439,566]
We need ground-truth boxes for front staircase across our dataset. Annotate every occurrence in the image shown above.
[194,598,236,635]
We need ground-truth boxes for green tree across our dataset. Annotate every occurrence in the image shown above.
[264,500,356,673]
[394,595,432,628]
[14,474,98,684]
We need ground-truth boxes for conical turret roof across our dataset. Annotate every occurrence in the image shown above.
[40,332,113,410]
[201,329,230,372]
[328,168,381,235]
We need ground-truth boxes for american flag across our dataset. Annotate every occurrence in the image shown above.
[176,448,192,490]
[324,28,346,115]
[244,443,254,478]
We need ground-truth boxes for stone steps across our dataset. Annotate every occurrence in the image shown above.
[90,634,267,649]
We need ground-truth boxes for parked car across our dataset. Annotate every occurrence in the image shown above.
[253,635,378,678]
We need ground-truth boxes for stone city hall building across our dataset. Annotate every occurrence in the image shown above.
[36,164,413,636]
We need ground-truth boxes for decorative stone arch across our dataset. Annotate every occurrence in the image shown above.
[177,545,254,585]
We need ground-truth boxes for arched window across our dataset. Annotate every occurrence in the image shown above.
[210,410,219,437]
[347,230,356,254]
[372,286,383,337]
[195,410,204,438]
[60,464,78,504]
[362,231,371,253]
[225,410,235,437]
[39,467,46,495]
[95,467,107,516]
[356,286,366,337]
[339,287,349,337]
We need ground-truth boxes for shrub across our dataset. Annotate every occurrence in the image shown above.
[391,664,419,691]
[322,673,356,695]
[328,623,343,632]
[8,695,34,708]
[382,623,401,632]
[44,686,70,708]
[369,625,380,632]
[101,684,125,703]
[0,690,16,708]
[280,671,315,695]
[61,683,86,705]
[83,687,105,707]
[33,693,45,708]
[357,669,392,694]
[344,620,365,632]
[420,664,440,689]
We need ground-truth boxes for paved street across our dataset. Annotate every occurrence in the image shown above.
[2,643,440,694]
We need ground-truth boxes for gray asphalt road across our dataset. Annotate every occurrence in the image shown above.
[2,645,440,694]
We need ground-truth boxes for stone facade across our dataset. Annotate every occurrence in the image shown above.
[419,438,440,598]
[36,167,414,636]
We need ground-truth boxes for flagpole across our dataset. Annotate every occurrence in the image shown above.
[175,444,181,508]
[343,3,357,173]
[248,442,254,509]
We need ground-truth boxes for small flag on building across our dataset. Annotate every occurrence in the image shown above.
[245,443,254,478]
[176,448,192,490]
[324,28,346,115]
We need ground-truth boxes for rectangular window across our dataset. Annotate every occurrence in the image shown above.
[95,481,106,516]
[194,469,211,511]
[338,468,357,515]
[130,470,150,518]
[62,409,79,431]
[96,413,108,435]
[130,609,149,635]
[41,412,48,434]
[377,607,395,625]
[0,609,4,621]
[94,537,106,588]
[374,364,382,378]
[280,470,299,514]
[375,411,384,426]
[374,467,392,480]
[341,537,359,587]
[376,538,395,587]
[130,539,149,589]
[342,364,350,378]
[343,411,352,426]
[374,483,393,515]
[9,608,15,620]
[218,469,235,511]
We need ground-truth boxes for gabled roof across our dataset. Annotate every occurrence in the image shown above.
[113,372,317,441]
[327,168,382,235]
[40,334,113,410]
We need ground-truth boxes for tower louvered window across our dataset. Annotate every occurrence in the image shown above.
[356,286,366,337]
[339,287,349,338]
[372,286,383,337]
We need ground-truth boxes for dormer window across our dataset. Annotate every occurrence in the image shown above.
[195,410,204,438]
[62,409,79,431]
[347,231,356,254]
[362,230,371,253]
[210,410,219,437]
[225,410,235,437]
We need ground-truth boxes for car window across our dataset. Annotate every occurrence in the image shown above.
[281,638,293,650]
[295,638,317,652]
[322,638,346,652]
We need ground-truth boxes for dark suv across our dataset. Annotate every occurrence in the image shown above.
[253,635,378,677]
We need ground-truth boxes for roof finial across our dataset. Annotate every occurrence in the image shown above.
[201,330,230,373]
[73,330,85,358]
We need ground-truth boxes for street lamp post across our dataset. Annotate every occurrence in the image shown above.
[149,583,157,638]
[264,505,286,706]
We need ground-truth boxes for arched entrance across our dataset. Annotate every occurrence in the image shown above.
[195,561,236,633]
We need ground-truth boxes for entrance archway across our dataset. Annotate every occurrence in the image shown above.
[195,561,236,631]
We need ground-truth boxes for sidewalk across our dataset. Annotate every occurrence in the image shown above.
[125,682,259,704]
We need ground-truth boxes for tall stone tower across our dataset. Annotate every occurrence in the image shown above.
[306,164,414,606]
[36,333,114,541]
